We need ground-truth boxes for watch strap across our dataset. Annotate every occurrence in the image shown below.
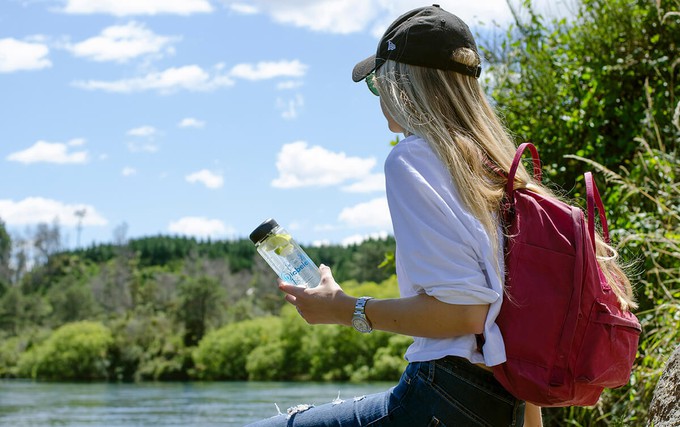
[354,296,373,315]
[353,296,374,333]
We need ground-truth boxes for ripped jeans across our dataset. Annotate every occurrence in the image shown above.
[244,356,525,426]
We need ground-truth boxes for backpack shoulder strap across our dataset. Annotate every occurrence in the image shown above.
[584,171,610,250]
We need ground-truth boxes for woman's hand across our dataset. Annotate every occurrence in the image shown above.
[278,264,356,326]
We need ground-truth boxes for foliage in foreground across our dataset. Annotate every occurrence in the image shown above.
[486,0,680,425]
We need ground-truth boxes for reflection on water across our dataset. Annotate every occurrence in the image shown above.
[0,380,392,426]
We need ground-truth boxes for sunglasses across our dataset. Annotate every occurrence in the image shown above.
[365,72,380,96]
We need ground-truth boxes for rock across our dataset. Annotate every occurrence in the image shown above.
[648,345,680,427]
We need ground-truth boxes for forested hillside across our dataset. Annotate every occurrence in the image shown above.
[0,229,399,378]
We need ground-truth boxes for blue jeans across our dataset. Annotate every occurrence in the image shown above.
[245,356,525,426]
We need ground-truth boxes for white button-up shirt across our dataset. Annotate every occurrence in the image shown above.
[385,134,506,366]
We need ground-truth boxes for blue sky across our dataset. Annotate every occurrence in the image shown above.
[0,0,566,249]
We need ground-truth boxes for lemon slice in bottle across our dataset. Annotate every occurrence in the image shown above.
[264,233,294,256]
[275,243,295,256]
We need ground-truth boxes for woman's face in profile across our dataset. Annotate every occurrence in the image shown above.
[380,98,405,134]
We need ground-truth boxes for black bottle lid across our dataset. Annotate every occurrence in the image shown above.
[249,218,278,244]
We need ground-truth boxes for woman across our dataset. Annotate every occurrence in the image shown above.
[247,4,634,426]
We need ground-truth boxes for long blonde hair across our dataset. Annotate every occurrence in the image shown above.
[375,49,637,311]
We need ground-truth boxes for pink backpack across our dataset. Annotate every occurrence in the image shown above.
[490,142,641,407]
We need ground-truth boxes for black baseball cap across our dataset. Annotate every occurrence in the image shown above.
[352,4,481,82]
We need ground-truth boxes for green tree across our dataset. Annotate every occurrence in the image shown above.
[486,0,680,188]
[346,237,396,283]
[176,276,224,346]
[0,219,11,292]
[0,287,25,335]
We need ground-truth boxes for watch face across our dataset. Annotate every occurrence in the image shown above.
[352,317,371,333]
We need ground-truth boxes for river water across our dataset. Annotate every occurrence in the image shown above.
[0,380,392,426]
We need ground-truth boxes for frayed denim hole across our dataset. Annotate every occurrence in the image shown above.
[285,404,314,420]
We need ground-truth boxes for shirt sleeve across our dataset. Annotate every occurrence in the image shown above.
[385,139,500,306]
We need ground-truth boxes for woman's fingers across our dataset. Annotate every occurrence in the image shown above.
[278,265,346,324]
[279,280,303,295]
[318,264,332,284]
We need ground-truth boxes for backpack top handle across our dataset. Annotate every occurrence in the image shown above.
[506,142,542,197]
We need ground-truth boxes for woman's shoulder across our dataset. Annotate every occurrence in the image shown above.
[385,134,438,170]
[389,134,430,154]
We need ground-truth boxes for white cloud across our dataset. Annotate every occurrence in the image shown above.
[185,169,224,189]
[229,3,259,14]
[341,230,390,247]
[338,197,391,229]
[219,1,567,36]
[72,65,235,94]
[71,60,307,94]
[0,197,107,227]
[230,60,308,81]
[341,173,385,193]
[272,141,376,188]
[311,239,331,247]
[168,216,232,239]
[127,141,159,153]
[126,126,159,152]
[127,125,157,137]
[66,22,179,63]
[228,0,378,34]
[7,139,89,164]
[277,80,303,90]
[121,167,137,176]
[178,117,206,128]
[277,94,304,120]
[62,0,213,16]
[68,138,86,146]
[0,38,51,73]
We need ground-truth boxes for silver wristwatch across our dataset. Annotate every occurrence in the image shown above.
[352,296,374,333]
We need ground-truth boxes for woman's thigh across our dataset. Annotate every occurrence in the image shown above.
[245,358,524,427]
[244,366,417,427]
[243,388,394,427]
[400,357,525,427]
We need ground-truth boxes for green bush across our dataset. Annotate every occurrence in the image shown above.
[484,0,679,423]
[268,305,312,380]
[289,278,400,382]
[191,276,405,382]
[301,325,393,381]
[246,341,286,381]
[18,321,113,381]
[192,316,282,380]
[542,60,679,423]
[0,336,24,378]
[369,335,412,381]
[136,332,190,381]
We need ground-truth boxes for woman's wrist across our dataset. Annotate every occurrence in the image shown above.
[338,294,358,327]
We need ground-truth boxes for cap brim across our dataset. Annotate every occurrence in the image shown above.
[352,55,376,82]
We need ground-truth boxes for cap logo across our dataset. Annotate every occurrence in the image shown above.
[387,40,396,51]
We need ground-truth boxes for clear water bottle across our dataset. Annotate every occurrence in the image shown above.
[249,218,321,288]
